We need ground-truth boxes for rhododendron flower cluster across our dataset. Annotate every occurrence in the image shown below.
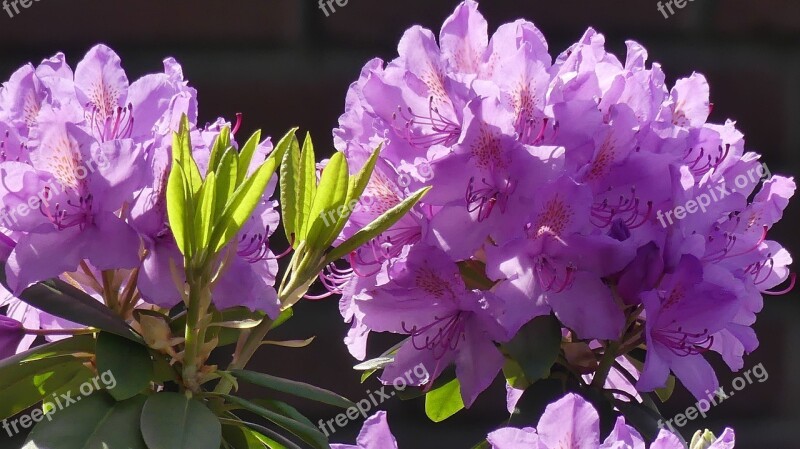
[333,0,794,417]
[0,45,280,355]
[341,397,736,449]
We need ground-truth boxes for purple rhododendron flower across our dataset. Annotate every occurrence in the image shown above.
[488,393,647,449]
[0,45,282,355]
[333,0,794,407]
[330,411,399,449]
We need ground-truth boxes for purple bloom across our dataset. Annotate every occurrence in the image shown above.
[330,411,399,449]
[333,0,794,411]
[488,393,646,449]
[0,44,282,362]
[356,244,506,406]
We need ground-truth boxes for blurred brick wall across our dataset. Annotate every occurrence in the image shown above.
[0,1,798,448]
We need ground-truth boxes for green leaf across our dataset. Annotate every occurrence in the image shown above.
[251,399,315,429]
[305,151,349,249]
[279,132,302,245]
[270,308,293,331]
[502,314,561,383]
[270,128,299,169]
[208,126,232,176]
[216,309,266,347]
[655,374,676,402]
[173,115,203,197]
[457,260,497,290]
[502,358,530,391]
[614,398,669,443]
[0,335,95,368]
[326,186,430,263]
[297,133,318,240]
[424,377,464,422]
[221,395,328,449]
[230,370,355,409]
[211,157,278,254]
[141,393,222,449]
[227,419,301,449]
[214,148,240,222]
[0,357,93,420]
[0,336,96,419]
[0,268,138,342]
[329,145,381,240]
[237,130,263,185]
[24,393,148,449]
[95,332,154,401]
[167,162,191,256]
[194,171,218,252]
[222,424,268,449]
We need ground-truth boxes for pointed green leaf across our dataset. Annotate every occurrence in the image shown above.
[279,133,301,245]
[222,424,268,449]
[214,148,240,222]
[228,419,302,449]
[270,128,299,168]
[502,314,561,383]
[251,399,315,429]
[141,393,222,449]
[0,356,94,420]
[326,186,430,263]
[237,130,262,185]
[330,145,381,240]
[306,151,349,249]
[208,126,232,176]
[167,162,191,256]
[173,115,202,196]
[24,394,148,449]
[297,133,318,240]
[230,370,355,409]
[194,172,217,252]
[96,332,154,401]
[425,377,464,422]
[211,158,278,254]
[221,395,328,449]
[655,374,676,402]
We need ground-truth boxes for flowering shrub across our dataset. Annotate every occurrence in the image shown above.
[0,1,792,448]
[0,45,424,448]
[331,0,794,445]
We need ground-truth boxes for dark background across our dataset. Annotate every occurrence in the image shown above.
[1,1,799,448]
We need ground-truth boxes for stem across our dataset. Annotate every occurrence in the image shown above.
[182,270,212,393]
[78,261,104,294]
[101,270,120,312]
[25,328,97,336]
[213,317,273,395]
[592,340,620,388]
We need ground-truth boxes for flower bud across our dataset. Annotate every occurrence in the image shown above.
[0,315,24,360]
